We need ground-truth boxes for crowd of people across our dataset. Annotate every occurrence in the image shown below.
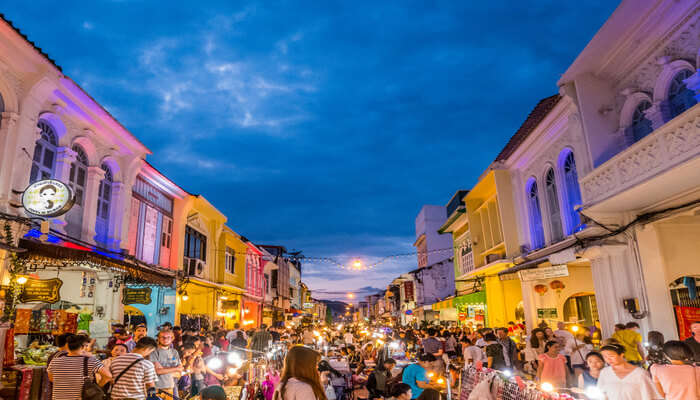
[36,318,700,400]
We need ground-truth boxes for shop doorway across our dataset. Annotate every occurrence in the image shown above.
[124,306,146,329]
[515,301,525,321]
[563,292,598,327]
[670,276,700,339]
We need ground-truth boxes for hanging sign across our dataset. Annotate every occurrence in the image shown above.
[122,287,152,305]
[303,302,314,309]
[19,278,62,304]
[519,265,569,282]
[674,306,700,340]
[537,308,558,318]
[21,179,74,217]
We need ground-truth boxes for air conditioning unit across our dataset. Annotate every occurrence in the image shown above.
[185,258,206,277]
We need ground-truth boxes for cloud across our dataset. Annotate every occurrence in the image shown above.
[2,0,619,300]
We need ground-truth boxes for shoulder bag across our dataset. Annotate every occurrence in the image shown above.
[82,356,106,400]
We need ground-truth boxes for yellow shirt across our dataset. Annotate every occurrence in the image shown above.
[612,329,643,362]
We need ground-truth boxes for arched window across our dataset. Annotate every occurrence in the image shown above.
[562,151,583,234]
[527,179,545,250]
[69,145,88,206]
[95,163,113,240]
[631,100,653,142]
[30,121,58,183]
[668,69,697,120]
[545,168,564,242]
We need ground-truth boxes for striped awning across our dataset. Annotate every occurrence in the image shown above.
[433,291,487,310]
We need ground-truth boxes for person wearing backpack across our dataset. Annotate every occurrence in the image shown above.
[47,334,112,400]
[109,337,159,400]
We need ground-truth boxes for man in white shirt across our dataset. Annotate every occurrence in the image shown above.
[554,321,575,372]
[343,330,354,345]
[462,338,485,365]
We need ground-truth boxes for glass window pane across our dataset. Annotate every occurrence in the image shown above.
[43,148,54,169]
[77,168,86,186]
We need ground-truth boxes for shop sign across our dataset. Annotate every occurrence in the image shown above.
[21,179,75,217]
[19,278,62,304]
[520,264,569,282]
[221,300,239,310]
[537,308,558,318]
[122,287,152,305]
[458,313,467,321]
[303,302,314,309]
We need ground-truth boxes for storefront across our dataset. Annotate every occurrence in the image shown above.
[177,277,244,331]
[123,285,176,334]
[13,236,175,349]
[432,291,488,326]
[500,259,596,330]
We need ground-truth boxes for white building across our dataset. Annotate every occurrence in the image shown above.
[556,0,700,339]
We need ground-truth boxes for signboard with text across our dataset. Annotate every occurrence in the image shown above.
[122,287,152,305]
[22,179,74,217]
[19,278,62,304]
[537,308,558,319]
[520,265,569,282]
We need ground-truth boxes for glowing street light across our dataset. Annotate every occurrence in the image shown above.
[353,260,362,269]
[347,293,355,299]
[16,276,28,285]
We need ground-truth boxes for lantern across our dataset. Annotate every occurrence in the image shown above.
[549,280,565,293]
[534,284,548,296]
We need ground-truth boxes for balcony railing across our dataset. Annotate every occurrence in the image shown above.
[458,251,474,276]
[580,104,700,205]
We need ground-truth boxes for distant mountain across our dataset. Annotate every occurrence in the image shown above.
[321,300,350,318]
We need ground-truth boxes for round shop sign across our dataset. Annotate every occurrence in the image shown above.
[22,179,74,217]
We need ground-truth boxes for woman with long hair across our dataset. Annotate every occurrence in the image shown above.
[536,341,568,389]
[274,346,327,400]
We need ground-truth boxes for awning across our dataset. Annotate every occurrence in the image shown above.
[18,238,175,286]
[498,256,549,280]
[431,297,455,310]
[454,291,486,307]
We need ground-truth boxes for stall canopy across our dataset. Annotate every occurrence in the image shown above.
[18,238,175,286]
[432,291,487,311]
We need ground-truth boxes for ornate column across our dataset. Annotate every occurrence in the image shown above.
[82,166,105,243]
[0,111,20,213]
[107,181,126,251]
[635,224,680,340]
[582,243,647,338]
[50,147,77,233]
[644,102,667,131]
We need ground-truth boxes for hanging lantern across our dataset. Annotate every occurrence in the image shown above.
[534,284,548,296]
[550,280,565,293]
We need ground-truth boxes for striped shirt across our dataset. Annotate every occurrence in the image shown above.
[109,353,157,400]
[47,355,104,400]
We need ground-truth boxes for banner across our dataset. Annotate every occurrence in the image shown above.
[404,281,414,302]
[674,306,700,340]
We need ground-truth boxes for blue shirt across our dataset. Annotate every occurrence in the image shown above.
[402,363,428,399]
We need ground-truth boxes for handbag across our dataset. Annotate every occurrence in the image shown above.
[82,357,106,400]
[106,357,143,400]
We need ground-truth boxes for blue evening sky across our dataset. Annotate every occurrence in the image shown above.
[3,1,617,301]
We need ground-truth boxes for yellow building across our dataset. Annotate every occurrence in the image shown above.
[440,170,524,328]
[175,195,245,331]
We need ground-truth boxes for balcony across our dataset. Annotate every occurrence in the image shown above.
[457,251,474,277]
[580,104,700,209]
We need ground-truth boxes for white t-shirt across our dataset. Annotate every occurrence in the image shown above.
[597,366,661,400]
[569,343,593,366]
[463,345,485,365]
[277,377,317,400]
[343,333,354,344]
